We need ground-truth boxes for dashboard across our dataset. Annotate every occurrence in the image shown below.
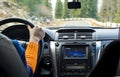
[1,24,119,77]
[40,27,119,77]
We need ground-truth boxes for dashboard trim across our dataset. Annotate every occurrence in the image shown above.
[50,41,58,77]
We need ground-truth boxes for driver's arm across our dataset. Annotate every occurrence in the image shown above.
[25,26,45,73]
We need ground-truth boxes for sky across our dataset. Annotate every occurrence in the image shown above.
[97,0,103,13]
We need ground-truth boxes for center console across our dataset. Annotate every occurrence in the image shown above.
[50,41,98,77]
[50,28,100,77]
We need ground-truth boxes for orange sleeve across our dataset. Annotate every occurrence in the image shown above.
[25,42,38,73]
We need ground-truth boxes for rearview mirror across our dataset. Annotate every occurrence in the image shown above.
[68,2,81,9]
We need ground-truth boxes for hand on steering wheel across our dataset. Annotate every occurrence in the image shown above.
[0,17,45,77]
[27,25,45,44]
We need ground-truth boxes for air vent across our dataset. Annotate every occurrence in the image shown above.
[59,33,74,40]
[76,32,92,40]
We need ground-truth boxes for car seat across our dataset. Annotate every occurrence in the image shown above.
[0,34,29,77]
[87,39,120,77]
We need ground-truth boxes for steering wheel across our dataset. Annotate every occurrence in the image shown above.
[0,17,44,77]
[0,18,34,27]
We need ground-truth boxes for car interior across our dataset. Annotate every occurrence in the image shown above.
[0,0,120,77]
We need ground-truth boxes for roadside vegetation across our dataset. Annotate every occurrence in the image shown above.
[0,0,120,25]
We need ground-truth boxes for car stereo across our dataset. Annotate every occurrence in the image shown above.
[50,41,96,77]
[62,45,88,59]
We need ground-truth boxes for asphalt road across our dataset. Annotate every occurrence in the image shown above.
[63,20,92,27]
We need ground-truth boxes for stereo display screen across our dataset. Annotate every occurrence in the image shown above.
[63,45,88,59]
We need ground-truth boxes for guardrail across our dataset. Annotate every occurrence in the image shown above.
[55,18,120,27]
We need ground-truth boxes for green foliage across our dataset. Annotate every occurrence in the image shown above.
[43,0,51,8]
[16,0,41,16]
[80,0,97,18]
[14,0,52,19]
[69,9,81,18]
[38,0,52,19]
[62,0,70,18]
[54,0,97,19]
[113,0,120,23]
[15,0,99,19]
[99,0,111,21]
[99,0,120,23]
[55,0,63,19]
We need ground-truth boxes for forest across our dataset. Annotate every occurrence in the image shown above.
[9,0,120,23]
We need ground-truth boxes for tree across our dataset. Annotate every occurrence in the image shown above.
[42,0,52,19]
[99,0,120,22]
[43,0,51,8]
[99,0,108,21]
[35,0,52,17]
[112,0,120,23]
[62,0,70,18]
[55,0,63,19]
[69,9,81,18]
[80,0,97,18]
[15,0,52,20]
[16,0,41,16]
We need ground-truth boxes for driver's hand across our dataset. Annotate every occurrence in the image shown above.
[27,25,45,44]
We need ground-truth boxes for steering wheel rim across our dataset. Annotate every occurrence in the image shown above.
[0,17,44,76]
[0,17,34,28]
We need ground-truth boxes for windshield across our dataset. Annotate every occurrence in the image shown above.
[0,0,120,28]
